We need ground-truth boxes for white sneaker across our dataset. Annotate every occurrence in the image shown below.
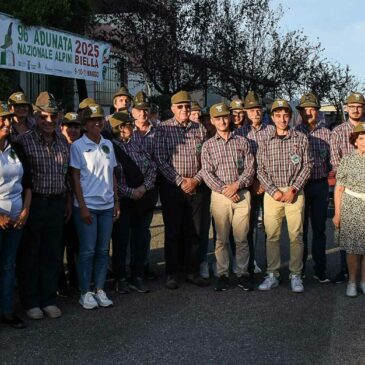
[199,261,209,279]
[79,292,98,309]
[346,282,357,297]
[94,290,113,307]
[291,274,304,293]
[254,260,262,274]
[258,273,279,291]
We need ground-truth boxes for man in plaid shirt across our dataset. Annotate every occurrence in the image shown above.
[257,99,313,293]
[201,103,255,291]
[154,90,210,289]
[17,92,70,320]
[295,93,331,283]
[330,92,365,283]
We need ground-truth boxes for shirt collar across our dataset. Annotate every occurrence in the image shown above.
[83,134,106,145]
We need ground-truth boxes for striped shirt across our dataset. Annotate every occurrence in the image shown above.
[296,123,331,180]
[330,122,355,172]
[257,128,313,196]
[201,133,255,193]
[113,138,157,198]
[154,118,206,185]
[132,123,156,156]
[18,129,70,195]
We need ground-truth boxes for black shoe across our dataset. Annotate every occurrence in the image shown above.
[215,276,230,291]
[129,277,150,293]
[165,275,179,290]
[332,270,348,284]
[57,286,71,298]
[313,272,331,283]
[237,275,254,291]
[2,314,26,329]
[144,268,158,280]
[186,274,210,287]
[115,278,130,294]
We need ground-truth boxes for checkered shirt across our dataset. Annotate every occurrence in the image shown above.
[154,118,206,185]
[295,123,331,180]
[17,128,70,194]
[257,128,313,196]
[330,122,355,172]
[201,133,255,193]
[113,138,157,198]
[132,123,156,156]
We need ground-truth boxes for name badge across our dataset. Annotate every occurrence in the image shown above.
[320,149,327,158]
[290,153,300,165]
[237,157,244,168]
[196,143,202,153]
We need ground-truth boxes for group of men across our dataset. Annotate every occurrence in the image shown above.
[2,86,363,319]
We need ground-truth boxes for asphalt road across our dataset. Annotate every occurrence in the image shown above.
[1,211,365,365]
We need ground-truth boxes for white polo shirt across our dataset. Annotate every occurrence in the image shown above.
[70,135,117,210]
[0,142,23,220]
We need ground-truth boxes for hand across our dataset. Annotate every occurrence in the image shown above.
[272,191,283,201]
[80,205,92,225]
[13,208,29,230]
[113,202,120,222]
[251,179,265,195]
[0,214,13,229]
[222,182,239,198]
[280,188,296,203]
[229,193,241,203]
[333,214,340,229]
[181,178,199,194]
[131,189,144,200]
[135,185,147,197]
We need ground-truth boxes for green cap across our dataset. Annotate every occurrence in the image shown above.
[271,99,292,113]
[296,93,320,109]
[352,122,365,133]
[230,99,244,110]
[114,86,132,100]
[79,98,96,110]
[33,91,58,114]
[62,112,81,125]
[191,101,202,112]
[0,102,14,117]
[171,90,191,105]
[244,91,262,109]
[109,112,134,129]
[82,104,104,121]
[347,92,365,105]
[8,92,29,106]
[210,103,230,118]
[133,91,151,110]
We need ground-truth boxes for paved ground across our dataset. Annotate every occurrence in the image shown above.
[1,209,365,365]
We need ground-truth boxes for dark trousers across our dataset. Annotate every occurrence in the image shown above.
[160,178,207,276]
[247,193,264,274]
[303,179,328,275]
[18,195,66,309]
[112,209,154,279]
[59,218,79,289]
[198,185,211,263]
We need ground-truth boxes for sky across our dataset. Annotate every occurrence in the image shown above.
[271,0,365,81]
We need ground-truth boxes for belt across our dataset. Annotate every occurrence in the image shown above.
[33,192,66,200]
[345,188,365,200]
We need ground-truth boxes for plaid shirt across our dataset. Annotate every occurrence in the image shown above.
[132,122,156,156]
[330,122,355,172]
[201,133,255,193]
[113,138,157,198]
[235,123,275,156]
[295,123,331,180]
[154,118,206,185]
[18,128,70,194]
[257,128,313,196]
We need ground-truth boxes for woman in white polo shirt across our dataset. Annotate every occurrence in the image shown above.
[70,104,120,309]
[0,104,31,328]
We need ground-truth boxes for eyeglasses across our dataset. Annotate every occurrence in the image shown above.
[176,104,191,110]
[39,114,58,122]
[348,106,364,111]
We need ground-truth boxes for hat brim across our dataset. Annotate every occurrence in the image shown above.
[211,112,230,118]
[133,105,151,111]
[62,120,81,125]
[296,103,320,110]
[172,100,191,105]
[0,111,14,117]
[244,103,262,109]
[9,101,29,106]
[33,104,58,114]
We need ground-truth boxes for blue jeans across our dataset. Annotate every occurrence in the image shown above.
[0,227,23,314]
[73,207,113,293]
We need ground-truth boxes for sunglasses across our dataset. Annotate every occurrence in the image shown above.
[176,104,191,110]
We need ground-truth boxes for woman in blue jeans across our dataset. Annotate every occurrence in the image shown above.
[70,104,120,309]
[0,104,32,328]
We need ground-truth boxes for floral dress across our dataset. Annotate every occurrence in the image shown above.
[336,151,365,254]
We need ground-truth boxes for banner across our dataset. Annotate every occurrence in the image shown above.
[0,13,111,82]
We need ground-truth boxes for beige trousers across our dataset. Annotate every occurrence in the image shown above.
[211,190,251,277]
[264,187,304,276]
